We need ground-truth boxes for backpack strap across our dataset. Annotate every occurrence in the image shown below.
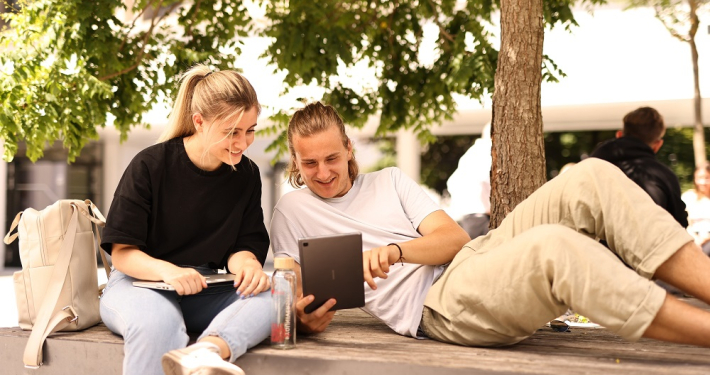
[22,204,80,368]
[85,199,106,224]
[96,225,111,279]
[75,200,111,278]
[3,211,23,245]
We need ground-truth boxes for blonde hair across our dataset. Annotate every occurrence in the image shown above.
[159,64,260,145]
[287,102,358,188]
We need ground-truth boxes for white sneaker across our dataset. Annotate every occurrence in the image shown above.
[161,342,246,375]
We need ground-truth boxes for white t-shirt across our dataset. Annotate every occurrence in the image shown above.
[270,167,444,337]
[445,137,491,220]
[682,190,710,236]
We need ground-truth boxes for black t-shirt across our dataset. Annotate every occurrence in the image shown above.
[101,137,269,269]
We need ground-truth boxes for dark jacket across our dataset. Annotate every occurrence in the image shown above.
[591,136,688,227]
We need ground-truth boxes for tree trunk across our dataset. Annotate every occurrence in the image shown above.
[489,0,547,229]
[689,0,705,166]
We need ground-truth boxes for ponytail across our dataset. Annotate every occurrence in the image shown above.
[158,65,212,142]
[158,64,260,143]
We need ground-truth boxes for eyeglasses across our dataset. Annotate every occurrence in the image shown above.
[549,319,570,332]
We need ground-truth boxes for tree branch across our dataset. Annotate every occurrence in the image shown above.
[325,2,345,25]
[353,8,380,34]
[427,0,455,43]
[654,4,689,43]
[99,1,180,81]
[186,0,202,38]
[120,0,157,53]
[387,5,396,51]
[436,22,455,43]
[688,0,699,39]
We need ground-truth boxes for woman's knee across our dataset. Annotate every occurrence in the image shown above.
[101,285,186,342]
[249,291,272,309]
[126,310,188,352]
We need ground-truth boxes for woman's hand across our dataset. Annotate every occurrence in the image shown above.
[159,265,207,296]
[111,245,208,296]
[228,251,271,297]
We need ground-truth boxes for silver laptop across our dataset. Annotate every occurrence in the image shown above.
[132,273,237,291]
[298,232,365,314]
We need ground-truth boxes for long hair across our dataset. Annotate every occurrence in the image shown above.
[158,64,260,145]
[286,102,359,188]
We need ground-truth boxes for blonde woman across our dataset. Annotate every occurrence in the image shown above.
[683,163,710,255]
[100,65,270,375]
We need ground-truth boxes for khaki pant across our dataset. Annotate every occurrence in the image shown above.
[422,158,692,346]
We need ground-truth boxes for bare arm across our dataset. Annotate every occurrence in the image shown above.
[363,210,470,290]
[397,210,470,265]
[111,243,207,295]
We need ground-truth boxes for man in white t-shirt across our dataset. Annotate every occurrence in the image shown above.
[271,102,710,348]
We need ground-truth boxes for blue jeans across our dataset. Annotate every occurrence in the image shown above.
[100,268,271,375]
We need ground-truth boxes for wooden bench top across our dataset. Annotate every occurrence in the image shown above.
[2,298,710,374]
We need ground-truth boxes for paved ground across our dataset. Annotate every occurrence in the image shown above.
[4,263,710,374]
[4,306,710,375]
[0,268,20,328]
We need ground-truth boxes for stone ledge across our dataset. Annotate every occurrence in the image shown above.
[3,300,710,374]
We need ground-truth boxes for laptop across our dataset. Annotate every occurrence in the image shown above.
[132,273,237,291]
[298,232,365,314]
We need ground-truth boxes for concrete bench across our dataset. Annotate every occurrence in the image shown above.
[2,301,710,374]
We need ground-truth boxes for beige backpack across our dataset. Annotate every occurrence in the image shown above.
[4,199,110,369]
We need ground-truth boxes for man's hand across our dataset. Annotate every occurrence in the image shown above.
[296,294,336,334]
[362,245,398,290]
[231,256,271,298]
[159,265,207,296]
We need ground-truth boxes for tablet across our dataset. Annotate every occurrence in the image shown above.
[298,232,365,314]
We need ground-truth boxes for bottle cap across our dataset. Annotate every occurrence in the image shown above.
[274,257,295,270]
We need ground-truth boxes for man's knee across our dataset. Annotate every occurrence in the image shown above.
[524,224,577,241]
[577,157,620,176]
[523,225,590,259]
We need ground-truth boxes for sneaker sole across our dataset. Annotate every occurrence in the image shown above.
[162,352,244,375]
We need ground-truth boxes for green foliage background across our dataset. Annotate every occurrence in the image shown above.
[260,0,603,159]
[1,0,254,162]
[1,0,600,163]
[546,128,710,190]
[379,127,708,196]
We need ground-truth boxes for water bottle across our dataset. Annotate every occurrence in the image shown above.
[271,257,297,349]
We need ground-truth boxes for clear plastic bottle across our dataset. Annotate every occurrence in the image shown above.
[271,257,297,349]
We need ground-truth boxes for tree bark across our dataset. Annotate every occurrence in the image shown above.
[688,0,705,166]
[489,0,547,228]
